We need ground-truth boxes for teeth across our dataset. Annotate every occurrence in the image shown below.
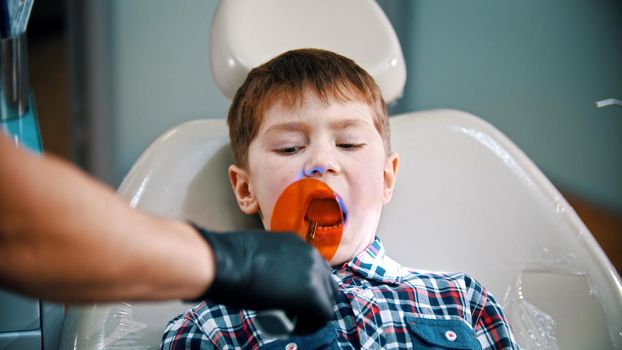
[316,223,343,231]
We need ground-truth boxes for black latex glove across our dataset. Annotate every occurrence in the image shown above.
[190,225,337,334]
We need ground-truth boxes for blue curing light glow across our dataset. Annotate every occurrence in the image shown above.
[303,166,327,177]
[336,194,348,225]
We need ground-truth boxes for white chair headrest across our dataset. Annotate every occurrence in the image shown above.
[209,0,406,103]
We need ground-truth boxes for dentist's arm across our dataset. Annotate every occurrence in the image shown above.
[0,134,336,331]
[0,132,215,301]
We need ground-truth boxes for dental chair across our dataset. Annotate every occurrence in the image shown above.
[59,0,622,349]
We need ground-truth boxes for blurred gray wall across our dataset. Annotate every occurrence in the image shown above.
[69,0,229,185]
[380,0,622,213]
[71,0,622,213]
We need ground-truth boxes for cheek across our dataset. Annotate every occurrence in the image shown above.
[350,159,386,203]
[252,159,301,224]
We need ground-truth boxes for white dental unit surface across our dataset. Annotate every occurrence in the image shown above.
[60,0,621,349]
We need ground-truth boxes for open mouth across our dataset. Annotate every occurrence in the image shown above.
[301,190,346,261]
[304,197,344,240]
[306,197,343,226]
[270,178,346,261]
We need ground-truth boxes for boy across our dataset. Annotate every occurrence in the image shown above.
[161,49,518,349]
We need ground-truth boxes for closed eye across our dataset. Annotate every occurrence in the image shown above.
[337,143,366,150]
[274,146,305,155]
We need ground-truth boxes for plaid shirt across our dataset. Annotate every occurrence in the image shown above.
[161,237,519,349]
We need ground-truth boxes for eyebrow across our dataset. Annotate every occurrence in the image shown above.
[264,118,371,136]
[264,122,310,136]
[328,118,371,130]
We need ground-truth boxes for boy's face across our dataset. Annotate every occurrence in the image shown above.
[229,91,399,266]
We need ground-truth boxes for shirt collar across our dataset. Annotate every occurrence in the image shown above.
[333,236,405,285]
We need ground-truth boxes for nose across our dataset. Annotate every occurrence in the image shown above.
[303,148,339,178]
[304,166,328,177]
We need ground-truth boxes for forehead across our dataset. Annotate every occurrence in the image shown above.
[258,92,375,133]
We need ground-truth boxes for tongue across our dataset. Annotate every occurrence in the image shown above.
[306,198,342,226]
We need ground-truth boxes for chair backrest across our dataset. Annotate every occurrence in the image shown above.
[382,110,622,349]
[116,119,261,232]
[60,110,622,349]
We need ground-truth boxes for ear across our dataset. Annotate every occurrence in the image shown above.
[228,164,259,215]
[382,152,400,204]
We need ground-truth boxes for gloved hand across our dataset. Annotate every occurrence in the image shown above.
[190,224,337,334]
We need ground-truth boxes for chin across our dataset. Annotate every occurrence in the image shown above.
[328,254,349,267]
[327,241,359,266]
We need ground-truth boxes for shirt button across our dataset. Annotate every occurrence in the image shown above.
[445,330,457,341]
[285,342,298,350]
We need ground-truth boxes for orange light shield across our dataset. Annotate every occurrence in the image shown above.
[270,178,345,261]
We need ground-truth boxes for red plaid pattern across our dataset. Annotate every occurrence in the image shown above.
[161,238,518,349]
